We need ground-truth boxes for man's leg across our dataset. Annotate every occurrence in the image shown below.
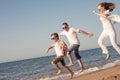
[66,53,74,67]
[74,45,84,72]
[66,44,76,67]
[77,59,84,72]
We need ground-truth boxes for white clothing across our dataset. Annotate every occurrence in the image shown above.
[60,27,80,45]
[108,15,120,23]
[98,30,120,54]
[104,10,120,23]
[53,41,64,57]
[98,10,120,54]
[100,10,114,30]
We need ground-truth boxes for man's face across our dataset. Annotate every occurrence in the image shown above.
[62,25,69,31]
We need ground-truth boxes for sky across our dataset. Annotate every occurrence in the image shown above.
[0,0,120,63]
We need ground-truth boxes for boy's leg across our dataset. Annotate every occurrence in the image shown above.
[52,57,62,75]
[60,59,74,79]
[63,65,74,79]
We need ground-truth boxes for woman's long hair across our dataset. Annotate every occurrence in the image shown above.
[98,2,115,12]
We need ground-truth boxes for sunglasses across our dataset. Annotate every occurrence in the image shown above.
[98,9,101,11]
[51,37,56,40]
[62,26,68,29]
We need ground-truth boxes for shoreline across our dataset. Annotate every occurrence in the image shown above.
[70,65,120,80]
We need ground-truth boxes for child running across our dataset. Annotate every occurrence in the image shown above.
[45,33,74,79]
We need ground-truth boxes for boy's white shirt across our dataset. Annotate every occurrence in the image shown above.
[52,40,64,57]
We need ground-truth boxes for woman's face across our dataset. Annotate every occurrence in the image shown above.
[98,5,106,13]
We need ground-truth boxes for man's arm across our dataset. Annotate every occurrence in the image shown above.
[79,29,94,38]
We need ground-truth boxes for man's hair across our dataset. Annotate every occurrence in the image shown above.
[62,22,69,26]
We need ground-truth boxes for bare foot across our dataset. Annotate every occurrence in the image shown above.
[56,70,62,75]
[119,53,120,55]
[70,72,74,79]
[105,53,110,60]
[79,68,84,73]
[67,63,74,67]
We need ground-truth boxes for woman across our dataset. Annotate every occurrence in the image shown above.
[93,2,120,60]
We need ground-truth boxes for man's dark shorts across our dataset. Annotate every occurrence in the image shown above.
[68,44,81,59]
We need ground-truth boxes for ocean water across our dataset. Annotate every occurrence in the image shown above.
[0,46,120,80]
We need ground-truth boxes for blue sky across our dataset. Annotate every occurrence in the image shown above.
[0,0,120,63]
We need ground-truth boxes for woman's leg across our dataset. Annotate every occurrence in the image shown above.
[98,31,110,59]
[109,31,120,54]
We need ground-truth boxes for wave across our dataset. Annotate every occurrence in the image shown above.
[38,59,120,80]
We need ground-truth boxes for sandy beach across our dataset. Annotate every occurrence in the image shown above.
[70,66,120,80]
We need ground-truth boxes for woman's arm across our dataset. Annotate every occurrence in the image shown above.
[92,10,108,18]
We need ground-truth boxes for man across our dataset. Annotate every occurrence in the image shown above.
[59,22,93,72]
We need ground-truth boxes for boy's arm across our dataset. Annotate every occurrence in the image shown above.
[79,29,94,38]
[45,46,54,54]
[59,41,66,51]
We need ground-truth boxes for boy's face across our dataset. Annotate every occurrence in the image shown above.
[51,35,58,42]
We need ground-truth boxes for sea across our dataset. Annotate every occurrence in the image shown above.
[0,46,120,80]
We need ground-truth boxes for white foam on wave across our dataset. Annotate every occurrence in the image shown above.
[114,60,120,65]
[38,74,70,80]
[39,59,120,80]
[102,60,120,69]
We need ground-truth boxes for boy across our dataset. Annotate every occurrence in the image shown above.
[46,33,74,79]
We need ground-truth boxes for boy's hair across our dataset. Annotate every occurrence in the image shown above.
[51,33,59,39]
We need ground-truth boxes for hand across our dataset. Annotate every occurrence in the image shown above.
[92,10,97,14]
[88,33,94,38]
[45,49,49,54]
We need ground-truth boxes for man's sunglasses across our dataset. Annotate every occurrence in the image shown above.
[62,26,68,29]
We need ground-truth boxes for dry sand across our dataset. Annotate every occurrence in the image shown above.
[70,66,120,80]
